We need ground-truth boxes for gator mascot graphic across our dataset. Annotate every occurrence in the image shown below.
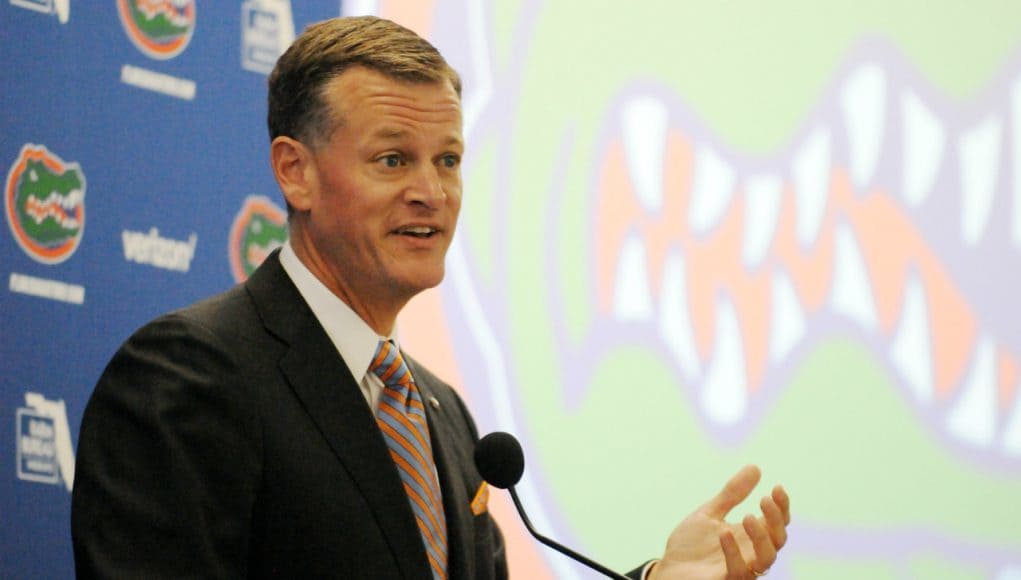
[5,145,85,265]
[229,195,287,282]
[117,0,196,60]
[395,2,1021,579]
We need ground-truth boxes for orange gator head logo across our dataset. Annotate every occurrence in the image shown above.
[229,195,287,283]
[117,0,196,60]
[5,145,86,265]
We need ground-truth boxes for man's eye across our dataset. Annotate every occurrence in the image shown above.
[379,154,403,168]
[440,154,460,168]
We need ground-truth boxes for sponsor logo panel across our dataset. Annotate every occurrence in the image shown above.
[120,64,196,100]
[122,227,198,272]
[241,0,294,75]
[16,409,59,485]
[229,195,287,282]
[16,392,75,492]
[8,273,85,304]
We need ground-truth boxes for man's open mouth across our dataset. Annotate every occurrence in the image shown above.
[396,226,439,238]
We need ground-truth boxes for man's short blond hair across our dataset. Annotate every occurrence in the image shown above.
[267,16,462,147]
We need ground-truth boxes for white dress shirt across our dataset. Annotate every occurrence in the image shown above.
[278,241,392,412]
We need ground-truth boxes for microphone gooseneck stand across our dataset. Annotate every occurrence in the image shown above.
[506,485,630,580]
[473,431,630,580]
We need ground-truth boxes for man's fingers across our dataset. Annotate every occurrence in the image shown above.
[773,485,791,525]
[761,495,788,549]
[744,514,777,573]
[704,465,761,519]
[719,529,749,580]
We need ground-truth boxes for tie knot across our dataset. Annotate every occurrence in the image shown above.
[370,340,413,393]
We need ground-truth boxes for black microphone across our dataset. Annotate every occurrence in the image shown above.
[474,432,630,580]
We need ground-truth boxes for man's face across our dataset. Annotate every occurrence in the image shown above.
[298,67,463,313]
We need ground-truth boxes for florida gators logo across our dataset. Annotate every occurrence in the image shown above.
[116,0,195,60]
[5,144,86,265]
[229,195,287,282]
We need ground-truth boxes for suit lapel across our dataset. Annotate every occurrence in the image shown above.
[245,252,432,579]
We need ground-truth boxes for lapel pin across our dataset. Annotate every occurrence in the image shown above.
[428,396,440,410]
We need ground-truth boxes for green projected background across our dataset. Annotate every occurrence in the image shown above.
[440,1,1021,578]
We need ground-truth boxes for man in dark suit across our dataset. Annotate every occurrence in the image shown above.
[72,16,790,580]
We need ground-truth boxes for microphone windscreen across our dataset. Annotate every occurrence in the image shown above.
[473,431,525,489]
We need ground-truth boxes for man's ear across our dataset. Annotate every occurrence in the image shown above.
[270,136,316,212]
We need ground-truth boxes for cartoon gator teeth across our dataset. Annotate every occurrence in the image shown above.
[24,189,83,229]
[591,58,1021,463]
[133,0,193,28]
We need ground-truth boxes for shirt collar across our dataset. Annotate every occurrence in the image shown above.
[278,241,395,382]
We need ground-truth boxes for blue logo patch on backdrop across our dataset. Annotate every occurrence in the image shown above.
[16,409,59,485]
[15,393,75,491]
[241,0,294,74]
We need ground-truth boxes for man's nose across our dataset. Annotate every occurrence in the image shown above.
[405,164,446,208]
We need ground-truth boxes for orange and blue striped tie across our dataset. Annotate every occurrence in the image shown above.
[371,340,448,580]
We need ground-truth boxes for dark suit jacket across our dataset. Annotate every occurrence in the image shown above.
[72,251,507,579]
